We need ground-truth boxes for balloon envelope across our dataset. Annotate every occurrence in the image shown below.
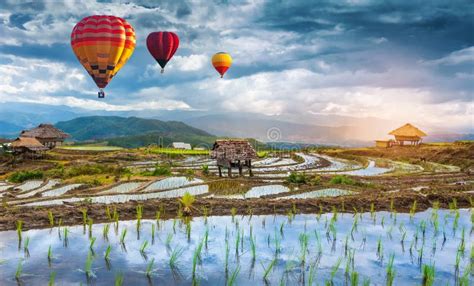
[70,15,136,89]
[212,52,232,78]
[146,32,179,72]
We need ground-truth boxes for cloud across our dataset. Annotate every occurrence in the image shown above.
[424,46,474,66]
[0,0,472,132]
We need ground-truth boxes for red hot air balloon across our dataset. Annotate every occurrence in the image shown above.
[146,32,179,73]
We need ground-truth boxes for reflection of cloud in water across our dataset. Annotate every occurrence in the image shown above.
[0,209,471,285]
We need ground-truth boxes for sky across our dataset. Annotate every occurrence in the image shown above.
[0,0,473,132]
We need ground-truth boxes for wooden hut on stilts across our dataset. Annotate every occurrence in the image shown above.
[375,123,427,148]
[211,139,257,177]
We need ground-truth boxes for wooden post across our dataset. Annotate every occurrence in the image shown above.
[218,166,222,177]
[248,159,253,177]
[228,167,232,178]
[238,160,243,176]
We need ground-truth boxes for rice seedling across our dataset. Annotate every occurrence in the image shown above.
[299,232,309,264]
[23,236,30,255]
[422,263,435,286]
[115,272,124,286]
[224,237,230,272]
[362,278,371,286]
[120,228,127,244]
[308,261,317,286]
[455,247,461,270]
[179,192,196,216]
[449,198,458,211]
[48,211,54,227]
[204,227,209,248]
[459,227,465,254]
[453,210,460,233]
[166,233,173,247]
[103,224,110,240]
[146,258,154,277]
[81,208,88,226]
[231,207,237,221]
[151,224,155,244]
[140,240,148,253]
[227,265,240,286]
[350,271,359,286]
[262,258,277,281]
[386,253,395,286]
[329,257,342,284]
[88,218,93,238]
[48,271,56,286]
[16,220,23,242]
[136,204,143,230]
[15,260,22,281]
[410,200,417,220]
[104,245,112,261]
[105,206,111,220]
[377,236,383,260]
[89,237,96,251]
[314,230,322,254]
[47,245,53,263]
[235,227,241,254]
[84,251,94,278]
[169,247,184,268]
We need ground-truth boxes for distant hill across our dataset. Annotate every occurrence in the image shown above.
[55,116,217,148]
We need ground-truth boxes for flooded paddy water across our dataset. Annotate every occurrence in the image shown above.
[0,209,471,285]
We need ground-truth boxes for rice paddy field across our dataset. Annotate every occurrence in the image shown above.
[0,143,472,285]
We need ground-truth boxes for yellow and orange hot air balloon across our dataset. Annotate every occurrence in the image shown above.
[71,15,136,98]
[212,52,232,78]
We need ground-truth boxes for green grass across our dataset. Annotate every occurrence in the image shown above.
[148,147,209,155]
[58,145,124,151]
[330,175,356,185]
[8,170,43,183]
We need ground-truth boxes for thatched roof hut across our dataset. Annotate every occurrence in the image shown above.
[211,139,257,177]
[20,124,69,149]
[389,123,427,145]
[11,137,48,153]
[211,139,257,161]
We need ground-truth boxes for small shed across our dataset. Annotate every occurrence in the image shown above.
[20,124,69,149]
[389,123,427,146]
[375,139,395,148]
[172,142,192,150]
[11,137,48,157]
[211,139,257,177]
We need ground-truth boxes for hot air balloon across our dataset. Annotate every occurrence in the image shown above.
[212,52,232,78]
[71,15,136,98]
[146,32,179,73]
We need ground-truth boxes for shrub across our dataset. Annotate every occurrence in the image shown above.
[309,175,322,186]
[8,170,44,183]
[201,164,209,175]
[287,172,307,184]
[330,175,355,185]
[152,165,171,176]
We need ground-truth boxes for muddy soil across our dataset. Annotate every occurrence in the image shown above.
[1,187,472,231]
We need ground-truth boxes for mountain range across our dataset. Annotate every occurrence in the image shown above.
[0,102,472,146]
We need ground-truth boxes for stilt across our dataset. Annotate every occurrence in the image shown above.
[248,160,253,177]
[218,166,222,177]
[238,160,243,176]
[228,167,232,178]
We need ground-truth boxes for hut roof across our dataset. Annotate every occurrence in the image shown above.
[21,124,69,140]
[11,137,48,151]
[211,139,257,160]
[389,123,427,137]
